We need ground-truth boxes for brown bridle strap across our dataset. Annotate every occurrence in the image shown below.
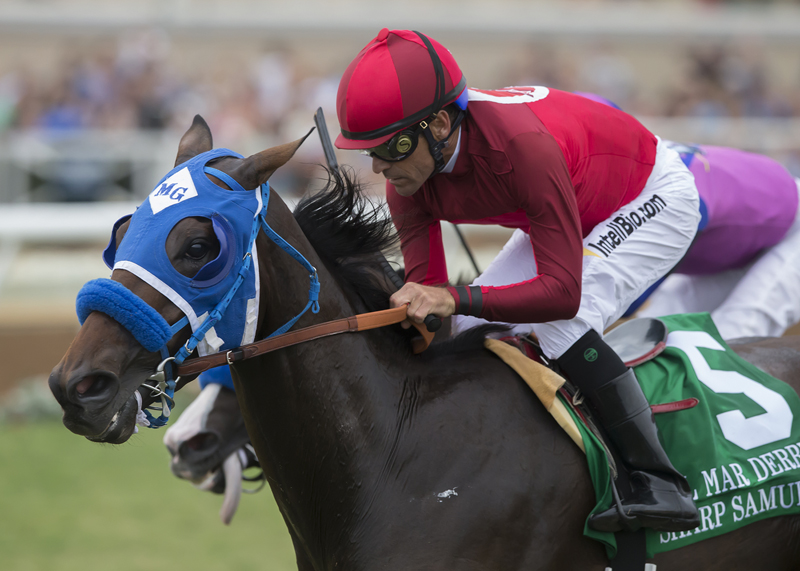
[175,305,435,377]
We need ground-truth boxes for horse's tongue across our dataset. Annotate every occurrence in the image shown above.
[220,452,242,525]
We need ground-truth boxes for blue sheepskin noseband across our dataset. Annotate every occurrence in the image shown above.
[76,279,173,352]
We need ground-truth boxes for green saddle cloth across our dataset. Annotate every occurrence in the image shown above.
[576,313,800,558]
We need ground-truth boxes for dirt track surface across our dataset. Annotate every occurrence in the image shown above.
[0,326,78,398]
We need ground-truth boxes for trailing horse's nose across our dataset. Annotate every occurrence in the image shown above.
[176,431,222,465]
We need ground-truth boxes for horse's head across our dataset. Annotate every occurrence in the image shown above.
[49,115,310,443]
[163,367,255,524]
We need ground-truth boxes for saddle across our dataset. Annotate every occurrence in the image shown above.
[489,318,696,453]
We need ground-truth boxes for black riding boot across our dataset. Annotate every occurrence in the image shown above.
[583,368,700,532]
[557,330,699,533]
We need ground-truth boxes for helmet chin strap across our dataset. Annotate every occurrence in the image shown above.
[424,108,466,178]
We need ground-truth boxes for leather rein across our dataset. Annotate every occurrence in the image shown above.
[175,305,435,377]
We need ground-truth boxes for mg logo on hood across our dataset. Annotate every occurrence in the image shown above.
[149,167,198,214]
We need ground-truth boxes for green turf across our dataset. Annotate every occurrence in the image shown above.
[0,417,296,571]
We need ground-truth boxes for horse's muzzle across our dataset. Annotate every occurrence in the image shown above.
[48,364,137,443]
[170,430,225,482]
[85,394,140,444]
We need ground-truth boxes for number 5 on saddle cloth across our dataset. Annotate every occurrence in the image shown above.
[508,313,800,561]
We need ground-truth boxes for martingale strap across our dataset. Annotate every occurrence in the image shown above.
[175,305,435,377]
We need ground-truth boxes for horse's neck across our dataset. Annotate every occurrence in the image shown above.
[238,193,413,558]
[245,191,400,480]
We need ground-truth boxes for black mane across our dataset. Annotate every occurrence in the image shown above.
[293,166,397,313]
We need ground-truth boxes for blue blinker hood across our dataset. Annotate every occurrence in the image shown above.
[102,148,263,356]
[75,145,321,428]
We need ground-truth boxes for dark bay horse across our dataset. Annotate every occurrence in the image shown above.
[49,117,800,570]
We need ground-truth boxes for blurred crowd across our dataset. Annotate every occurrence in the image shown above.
[3,33,799,133]
[0,32,340,142]
[510,42,800,119]
[1,30,799,200]
[0,31,347,200]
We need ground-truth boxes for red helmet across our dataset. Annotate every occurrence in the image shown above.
[335,29,467,150]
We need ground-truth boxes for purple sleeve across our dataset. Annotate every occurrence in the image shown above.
[678,145,798,275]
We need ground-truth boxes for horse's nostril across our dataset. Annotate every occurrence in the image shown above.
[67,372,118,404]
[178,432,220,461]
[76,375,110,398]
[75,377,95,395]
[186,432,217,452]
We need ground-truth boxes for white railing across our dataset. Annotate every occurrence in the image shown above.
[0,201,140,292]
[0,130,289,203]
[2,119,799,203]
[1,118,799,292]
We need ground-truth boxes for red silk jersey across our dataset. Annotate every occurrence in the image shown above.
[387,87,658,324]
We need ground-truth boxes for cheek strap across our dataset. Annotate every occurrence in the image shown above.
[424,108,466,178]
[76,279,177,352]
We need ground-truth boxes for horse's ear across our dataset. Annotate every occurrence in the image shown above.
[175,115,213,167]
[234,128,314,189]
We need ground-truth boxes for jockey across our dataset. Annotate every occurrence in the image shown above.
[334,28,701,533]
[576,93,800,338]
[633,143,800,337]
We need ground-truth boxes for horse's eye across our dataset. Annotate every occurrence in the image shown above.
[186,241,210,260]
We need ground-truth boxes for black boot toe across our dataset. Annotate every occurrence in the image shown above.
[588,473,700,533]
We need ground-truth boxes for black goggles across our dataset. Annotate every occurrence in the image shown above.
[361,119,430,162]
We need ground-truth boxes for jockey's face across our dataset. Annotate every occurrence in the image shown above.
[371,133,435,197]
[370,110,455,197]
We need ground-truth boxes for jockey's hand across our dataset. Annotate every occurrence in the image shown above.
[390,283,455,329]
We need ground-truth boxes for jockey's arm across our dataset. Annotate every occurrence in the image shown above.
[389,131,584,326]
[472,131,583,324]
[386,183,452,325]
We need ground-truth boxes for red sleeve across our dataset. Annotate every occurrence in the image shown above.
[478,131,583,323]
[385,181,449,286]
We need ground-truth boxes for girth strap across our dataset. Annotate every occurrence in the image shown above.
[175,305,434,377]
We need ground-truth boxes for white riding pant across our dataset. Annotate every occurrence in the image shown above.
[452,138,701,359]
[638,178,800,339]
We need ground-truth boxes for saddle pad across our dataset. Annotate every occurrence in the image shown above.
[487,313,800,559]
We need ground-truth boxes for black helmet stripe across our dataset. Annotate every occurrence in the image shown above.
[414,31,446,110]
[340,76,466,141]
[340,31,466,142]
